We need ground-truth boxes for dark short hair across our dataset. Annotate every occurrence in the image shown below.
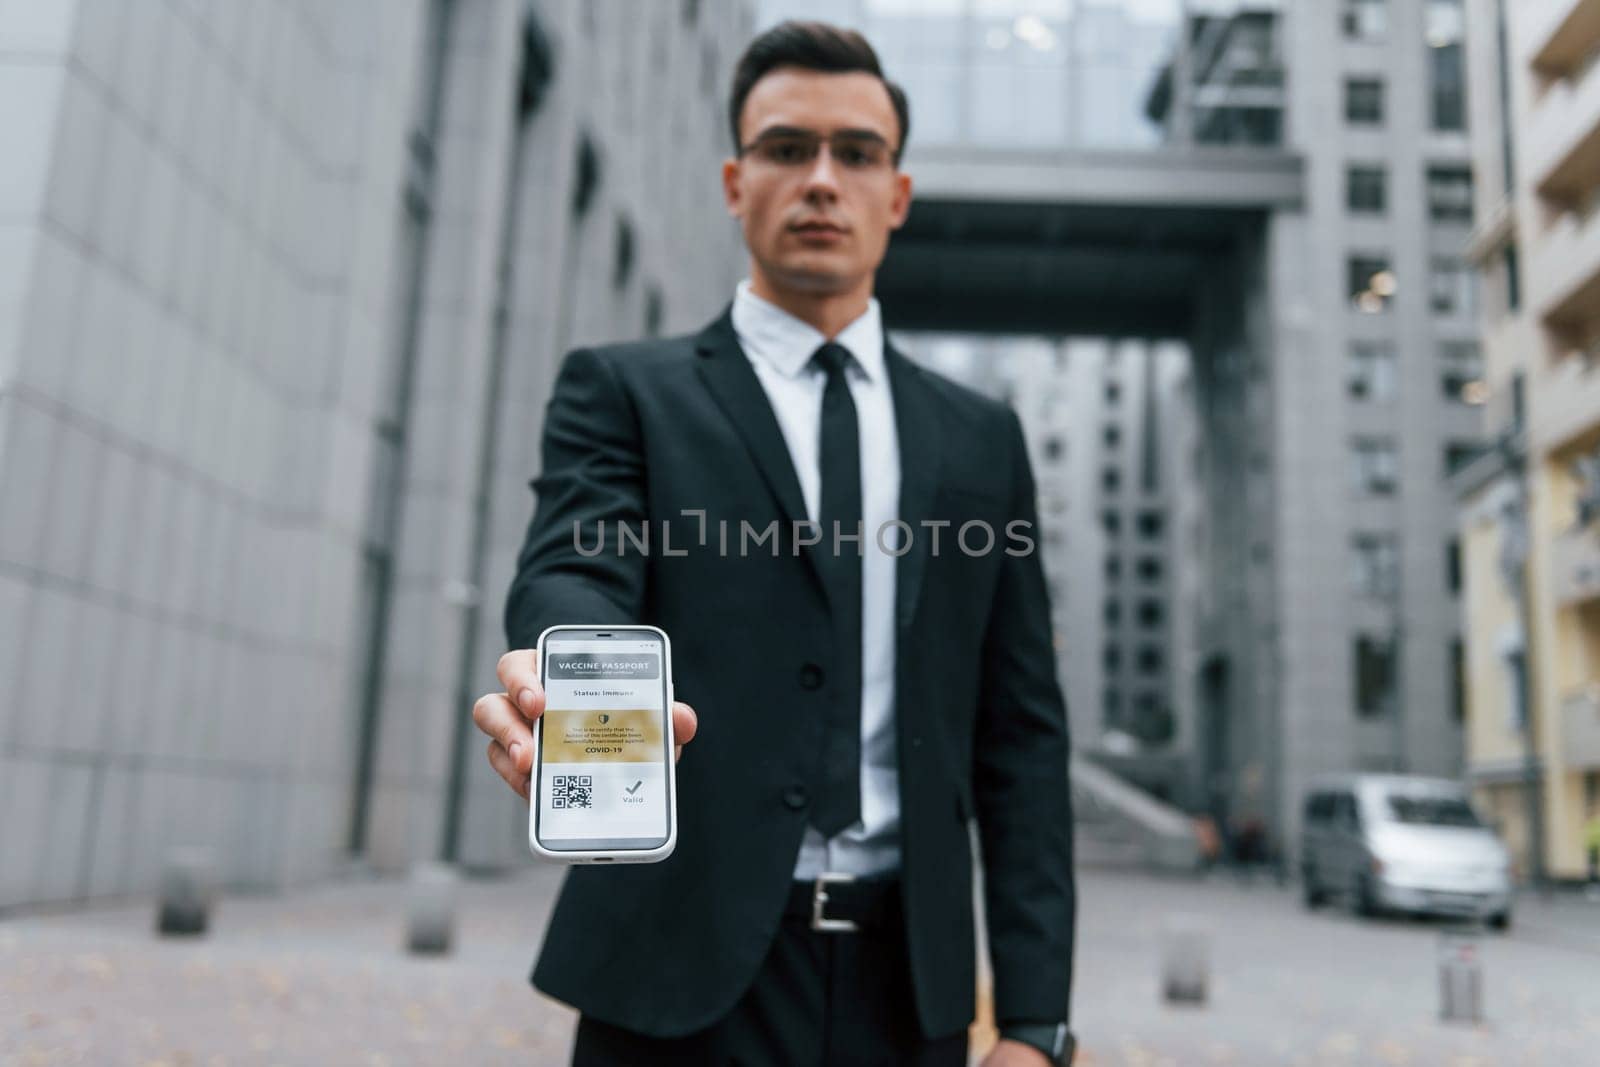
[728,20,910,165]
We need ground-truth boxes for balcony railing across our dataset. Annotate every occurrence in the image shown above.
[1560,685,1600,770]
[1550,521,1600,608]
[1529,0,1600,82]
[1527,60,1600,209]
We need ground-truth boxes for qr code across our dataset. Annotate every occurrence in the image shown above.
[551,775,593,809]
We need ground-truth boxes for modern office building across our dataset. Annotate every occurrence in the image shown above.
[0,0,753,907]
[1458,0,1600,882]
[1156,0,1483,805]
[760,0,1485,847]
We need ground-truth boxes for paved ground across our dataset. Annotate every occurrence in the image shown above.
[3,865,1599,1065]
[1067,871,1600,1066]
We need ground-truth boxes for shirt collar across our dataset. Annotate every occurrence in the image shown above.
[731,278,885,382]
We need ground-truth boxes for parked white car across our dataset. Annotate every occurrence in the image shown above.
[1300,775,1513,929]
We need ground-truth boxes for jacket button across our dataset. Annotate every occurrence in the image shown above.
[783,785,809,810]
[798,663,824,690]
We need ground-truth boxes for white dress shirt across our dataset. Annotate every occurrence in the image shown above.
[730,279,903,880]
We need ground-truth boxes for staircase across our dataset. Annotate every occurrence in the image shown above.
[1070,756,1202,872]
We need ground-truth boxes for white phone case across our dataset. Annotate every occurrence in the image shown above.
[528,624,677,864]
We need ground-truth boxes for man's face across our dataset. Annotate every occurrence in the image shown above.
[722,67,912,296]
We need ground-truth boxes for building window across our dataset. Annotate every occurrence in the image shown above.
[1136,599,1164,627]
[1343,0,1386,39]
[1443,441,1482,476]
[1450,638,1466,723]
[1428,0,1466,132]
[1429,257,1476,316]
[700,40,718,99]
[1043,436,1064,461]
[1105,600,1121,625]
[1137,511,1164,539]
[1350,437,1399,495]
[1349,254,1395,313]
[1106,557,1121,580]
[1347,165,1387,214]
[613,216,635,291]
[1136,646,1164,674]
[1504,648,1527,730]
[1104,645,1122,671]
[1136,557,1163,582]
[1504,243,1521,312]
[1103,468,1121,493]
[1103,511,1121,535]
[1131,691,1168,742]
[571,135,601,219]
[1440,340,1485,404]
[1426,164,1473,222]
[1103,689,1121,724]
[1104,425,1121,448]
[644,287,664,337]
[1105,382,1121,405]
[1351,533,1400,598]
[1354,634,1397,717]
[1345,78,1384,125]
[1446,538,1461,594]
[1348,340,1396,400]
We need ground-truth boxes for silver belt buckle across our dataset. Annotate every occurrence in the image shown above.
[810,872,859,933]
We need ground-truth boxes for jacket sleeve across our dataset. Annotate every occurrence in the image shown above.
[504,347,648,650]
[972,407,1076,1027]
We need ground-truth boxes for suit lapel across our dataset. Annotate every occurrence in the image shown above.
[694,307,823,584]
[693,306,943,628]
[884,340,943,635]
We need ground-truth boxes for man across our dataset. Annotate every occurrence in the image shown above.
[473,20,1075,1066]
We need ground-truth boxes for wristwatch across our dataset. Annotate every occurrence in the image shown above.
[999,1021,1074,1065]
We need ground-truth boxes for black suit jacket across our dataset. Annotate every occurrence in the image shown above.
[504,306,1075,1039]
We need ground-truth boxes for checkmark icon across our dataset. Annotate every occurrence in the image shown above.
[626,781,642,794]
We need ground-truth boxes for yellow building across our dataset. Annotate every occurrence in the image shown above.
[1461,0,1600,882]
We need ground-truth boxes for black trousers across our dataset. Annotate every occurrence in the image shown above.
[570,882,968,1067]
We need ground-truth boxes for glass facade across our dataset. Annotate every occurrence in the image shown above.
[764,0,1186,150]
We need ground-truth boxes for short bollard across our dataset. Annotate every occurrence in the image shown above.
[1438,931,1483,1023]
[157,847,217,937]
[406,862,459,956]
[1161,916,1209,1005]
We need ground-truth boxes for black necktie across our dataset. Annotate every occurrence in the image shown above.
[810,342,863,837]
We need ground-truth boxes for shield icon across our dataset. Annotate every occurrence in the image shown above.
[598,714,610,724]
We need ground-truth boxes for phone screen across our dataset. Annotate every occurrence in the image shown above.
[535,631,672,851]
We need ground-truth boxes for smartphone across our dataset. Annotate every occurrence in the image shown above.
[529,625,676,863]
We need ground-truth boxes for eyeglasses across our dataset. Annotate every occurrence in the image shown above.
[738,128,897,172]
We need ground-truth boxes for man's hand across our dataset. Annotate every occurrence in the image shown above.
[980,1038,1055,1067]
[473,649,698,800]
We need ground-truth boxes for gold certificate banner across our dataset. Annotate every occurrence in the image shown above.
[542,708,663,763]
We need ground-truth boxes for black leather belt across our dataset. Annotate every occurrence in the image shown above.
[785,873,901,933]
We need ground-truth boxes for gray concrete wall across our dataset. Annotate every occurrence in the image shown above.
[0,0,436,906]
[456,0,753,871]
[1270,0,1478,853]
[0,0,752,908]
